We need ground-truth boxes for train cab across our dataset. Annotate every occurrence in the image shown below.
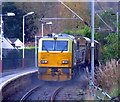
[38,34,75,81]
[37,34,99,81]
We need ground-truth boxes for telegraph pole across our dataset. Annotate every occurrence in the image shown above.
[91,0,95,82]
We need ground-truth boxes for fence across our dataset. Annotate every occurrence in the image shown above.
[86,66,115,102]
[89,79,114,102]
[3,48,35,71]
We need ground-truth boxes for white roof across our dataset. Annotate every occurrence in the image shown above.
[14,39,23,47]
[0,37,14,49]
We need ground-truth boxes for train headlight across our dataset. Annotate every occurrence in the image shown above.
[41,60,48,64]
[62,60,69,64]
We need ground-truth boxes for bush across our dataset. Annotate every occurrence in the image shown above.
[63,30,74,35]
[101,33,118,63]
[83,26,98,40]
[94,59,119,97]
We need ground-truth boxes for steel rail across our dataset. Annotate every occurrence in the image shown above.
[20,85,43,102]
[50,86,65,102]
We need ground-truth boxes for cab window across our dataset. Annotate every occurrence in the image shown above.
[42,40,68,51]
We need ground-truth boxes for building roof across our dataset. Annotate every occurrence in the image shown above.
[8,38,18,44]
[14,39,23,47]
[0,37,14,49]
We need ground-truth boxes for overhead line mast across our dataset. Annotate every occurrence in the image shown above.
[58,0,115,33]
[95,12,115,33]
[39,18,79,20]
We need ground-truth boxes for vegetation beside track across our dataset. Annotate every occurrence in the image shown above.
[94,59,119,99]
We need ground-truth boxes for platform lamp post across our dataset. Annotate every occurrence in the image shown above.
[0,12,15,72]
[35,21,52,68]
[46,21,52,34]
[23,11,34,69]
[41,21,52,37]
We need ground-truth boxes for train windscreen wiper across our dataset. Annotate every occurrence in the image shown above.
[61,44,68,53]
[42,45,49,52]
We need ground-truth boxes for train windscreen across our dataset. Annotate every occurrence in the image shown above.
[42,40,68,51]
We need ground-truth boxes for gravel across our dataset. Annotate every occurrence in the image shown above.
[6,68,92,101]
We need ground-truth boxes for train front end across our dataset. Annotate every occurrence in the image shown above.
[38,34,73,81]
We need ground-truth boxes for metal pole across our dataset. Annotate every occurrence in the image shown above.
[91,0,94,82]
[23,16,25,69]
[96,13,114,33]
[50,25,52,34]
[22,12,34,69]
[42,23,44,37]
[35,35,37,68]
[0,12,2,73]
[117,12,118,36]
[39,18,79,20]
[0,1,2,100]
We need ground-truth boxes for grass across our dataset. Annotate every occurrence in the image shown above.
[25,46,36,49]
[94,59,119,98]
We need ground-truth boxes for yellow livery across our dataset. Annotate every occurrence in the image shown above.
[37,34,99,81]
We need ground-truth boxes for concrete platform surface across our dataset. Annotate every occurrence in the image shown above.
[0,67,37,91]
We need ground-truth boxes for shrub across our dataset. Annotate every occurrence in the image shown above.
[94,59,119,97]
[101,33,118,63]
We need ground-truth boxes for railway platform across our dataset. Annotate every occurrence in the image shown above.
[0,67,37,90]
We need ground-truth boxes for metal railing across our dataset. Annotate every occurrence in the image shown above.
[86,67,114,102]
[89,78,114,102]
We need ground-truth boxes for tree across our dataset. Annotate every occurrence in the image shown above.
[2,2,23,41]
[13,2,59,41]
[96,9,117,45]
[59,2,91,33]
[83,26,98,40]
[2,2,59,42]
[102,32,118,62]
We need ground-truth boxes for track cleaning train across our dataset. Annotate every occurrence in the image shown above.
[37,33,99,81]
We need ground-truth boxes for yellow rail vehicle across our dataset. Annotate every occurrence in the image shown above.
[38,34,75,81]
[38,34,99,81]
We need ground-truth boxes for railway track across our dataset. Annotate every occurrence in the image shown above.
[20,84,65,102]
[20,85,43,102]
[50,86,65,102]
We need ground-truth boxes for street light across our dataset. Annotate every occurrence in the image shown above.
[46,21,52,25]
[0,12,15,72]
[7,13,15,16]
[23,12,34,69]
[41,21,52,37]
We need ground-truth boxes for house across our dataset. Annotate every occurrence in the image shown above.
[14,39,23,49]
[7,38,23,49]
[0,37,14,49]
[0,36,15,58]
